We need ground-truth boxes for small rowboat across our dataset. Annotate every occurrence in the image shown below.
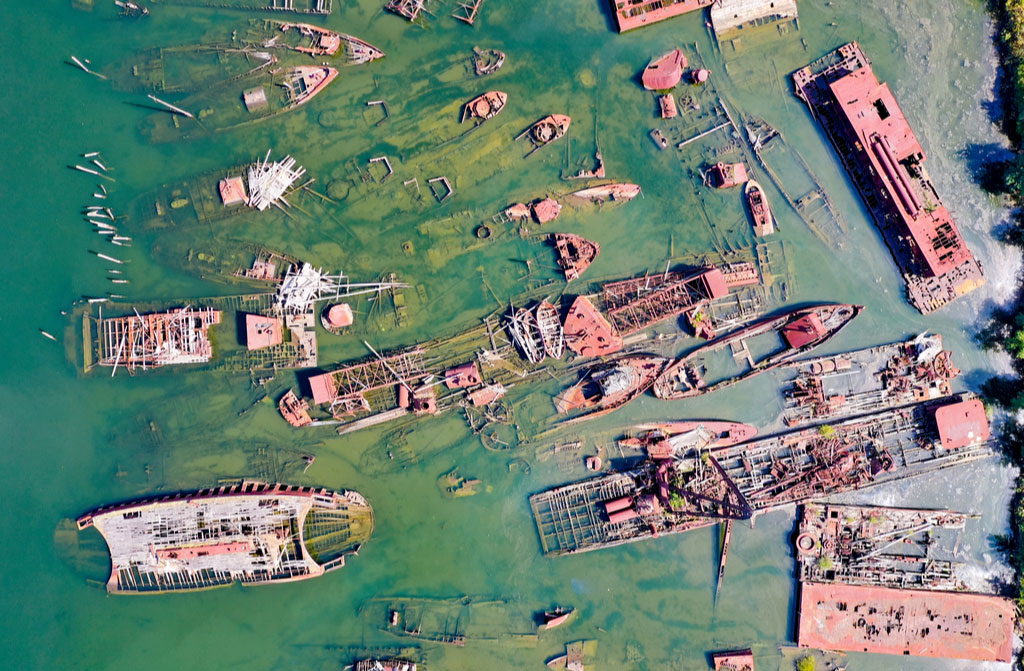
[509,307,544,364]
[535,301,565,359]
[745,180,775,236]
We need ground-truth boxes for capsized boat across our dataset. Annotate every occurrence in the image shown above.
[140,65,338,143]
[569,182,642,203]
[535,301,565,359]
[745,180,774,236]
[520,114,571,146]
[555,354,670,424]
[508,307,545,364]
[653,303,862,400]
[552,233,599,281]
[462,91,508,123]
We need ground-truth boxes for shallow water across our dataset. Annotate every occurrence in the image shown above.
[0,1,1020,670]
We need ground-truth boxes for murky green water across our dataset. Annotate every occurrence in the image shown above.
[1,1,1019,670]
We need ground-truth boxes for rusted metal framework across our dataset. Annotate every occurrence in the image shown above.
[604,271,718,335]
[451,0,484,24]
[385,0,428,21]
[99,307,221,374]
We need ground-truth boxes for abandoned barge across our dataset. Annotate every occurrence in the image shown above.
[793,43,985,313]
[530,395,993,556]
[780,332,959,427]
[77,481,373,593]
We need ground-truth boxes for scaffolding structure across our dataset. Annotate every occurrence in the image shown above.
[247,151,306,211]
[274,262,407,315]
[98,307,221,374]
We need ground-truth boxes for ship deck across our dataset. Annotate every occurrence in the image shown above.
[797,582,1014,662]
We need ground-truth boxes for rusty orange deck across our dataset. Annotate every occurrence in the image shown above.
[797,582,1014,663]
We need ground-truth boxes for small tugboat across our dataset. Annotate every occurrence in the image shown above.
[551,233,599,281]
[539,607,575,630]
[535,301,565,359]
[744,180,774,236]
[519,115,571,153]
[556,354,670,424]
[461,91,508,123]
[508,307,545,364]
[569,182,642,203]
[279,389,313,427]
[653,303,862,400]
[472,46,505,76]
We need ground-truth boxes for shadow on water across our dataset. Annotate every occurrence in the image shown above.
[960,141,1014,194]
[593,0,618,34]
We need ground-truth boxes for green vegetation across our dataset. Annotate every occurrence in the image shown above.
[817,424,835,438]
[668,492,686,511]
[985,1,1024,643]
[795,655,816,671]
[816,556,833,571]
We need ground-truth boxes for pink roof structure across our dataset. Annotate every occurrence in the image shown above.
[642,48,687,90]
[933,398,990,450]
[245,314,283,351]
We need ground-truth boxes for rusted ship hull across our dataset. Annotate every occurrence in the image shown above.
[551,233,599,281]
[555,354,669,425]
[653,303,862,400]
[793,43,985,313]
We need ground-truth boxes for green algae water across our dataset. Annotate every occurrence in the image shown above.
[1,1,1020,669]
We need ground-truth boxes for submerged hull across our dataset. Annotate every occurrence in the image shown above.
[556,354,670,425]
[141,65,338,143]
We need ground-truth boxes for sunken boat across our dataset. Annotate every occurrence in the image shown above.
[535,301,565,359]
[141,65,338,143]
[105,44,278,93]
[77,481,374,593]
[793,43,985,313]
[653,303,861,400]
[568,183,642,203]
[519,114,571,148]
[462,91,508,123]
[551,233,599,281]
[508,306,546,364]
[249,21,384,63]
